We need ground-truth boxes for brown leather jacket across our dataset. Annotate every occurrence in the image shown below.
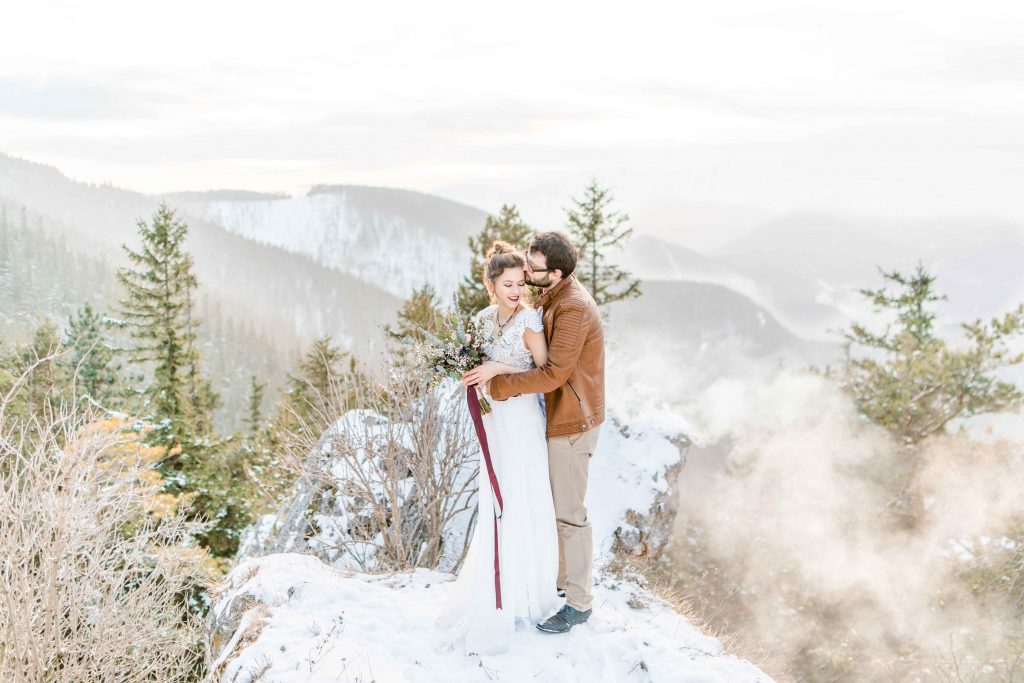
[489,275,605,438]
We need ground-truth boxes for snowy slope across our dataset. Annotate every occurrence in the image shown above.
[209,555,769,683]
[174,186,488,299]
[208,412,773,682]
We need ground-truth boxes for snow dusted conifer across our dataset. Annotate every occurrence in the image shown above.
[279,336,356,434]
[11,319,66,419]
[245,374,266,437]
[63,302,122,410]
[116,203,215,454]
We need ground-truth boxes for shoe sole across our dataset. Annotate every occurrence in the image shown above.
[536,617,590,634]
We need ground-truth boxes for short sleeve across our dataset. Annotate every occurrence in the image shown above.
[474,305,494,325]
[522,308,543,334]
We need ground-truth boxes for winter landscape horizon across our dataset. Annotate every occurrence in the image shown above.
[4,2,1024,682]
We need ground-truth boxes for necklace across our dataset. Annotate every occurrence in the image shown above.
[496,304,521,334]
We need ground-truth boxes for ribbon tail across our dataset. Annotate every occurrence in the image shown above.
[467,386,503,609]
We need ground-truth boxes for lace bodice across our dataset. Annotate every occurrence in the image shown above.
[475,305,544,370]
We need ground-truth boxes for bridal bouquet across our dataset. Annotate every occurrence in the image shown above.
[412,305,493,414]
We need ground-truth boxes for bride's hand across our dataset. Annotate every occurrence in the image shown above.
[461,361,502,387]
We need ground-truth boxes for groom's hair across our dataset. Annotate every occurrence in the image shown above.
[530,232,577,278]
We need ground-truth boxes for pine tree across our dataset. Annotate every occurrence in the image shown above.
[116,203,216,453]
[282,336,354,430]
[565,180,641,306]
[0,319,67,421]
[0,206,12,308]
[116,205,253,559]
[295,337,348,400]
[456,205,533,317]
[17,319,66,419]
[188,371,221,439]
[245,374,266,437]
[384,284,443,371]
[231,375,292,529]
[63,302,121,409]
[840,263,1024,446]
[387,283,442,348]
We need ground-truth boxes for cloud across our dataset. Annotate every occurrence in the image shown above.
[0,79,119,120]
[0,0,1022,222]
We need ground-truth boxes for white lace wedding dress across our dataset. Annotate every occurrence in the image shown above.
[438,305,561,652]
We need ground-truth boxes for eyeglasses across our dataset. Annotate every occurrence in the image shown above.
[524,253,554,273]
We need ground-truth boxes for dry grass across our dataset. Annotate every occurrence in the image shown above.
[606,551,795,683]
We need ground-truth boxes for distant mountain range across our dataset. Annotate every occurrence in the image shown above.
[3,151,1020,427]
[618,213,1024,342]
[167,185,487,299]
[0,154,467,355]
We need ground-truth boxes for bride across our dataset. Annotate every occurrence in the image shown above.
[438,240,561,651]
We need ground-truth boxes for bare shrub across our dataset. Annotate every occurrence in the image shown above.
[0,363,210,682]
[251,364,479,573]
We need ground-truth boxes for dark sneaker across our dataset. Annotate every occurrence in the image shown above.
[536,604,592,634]
[556,587,566,598]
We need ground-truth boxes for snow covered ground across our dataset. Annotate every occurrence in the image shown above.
[209,555,769,683]
[208,414,774,682]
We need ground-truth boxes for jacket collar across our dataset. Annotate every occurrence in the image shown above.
[536,274,575,310]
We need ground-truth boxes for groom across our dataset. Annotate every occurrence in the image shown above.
[487,231,605,634]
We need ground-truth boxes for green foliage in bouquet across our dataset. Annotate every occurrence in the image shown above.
[412,299,494,413]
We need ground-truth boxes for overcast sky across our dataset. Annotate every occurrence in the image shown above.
[2,0,1023,230]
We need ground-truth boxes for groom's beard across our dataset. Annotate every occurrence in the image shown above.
[526,275,550,288]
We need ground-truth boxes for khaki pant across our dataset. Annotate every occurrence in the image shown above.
[547,428,600,612]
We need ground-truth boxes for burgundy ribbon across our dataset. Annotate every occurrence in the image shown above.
[467,387,503,610]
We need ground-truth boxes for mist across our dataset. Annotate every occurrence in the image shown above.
[610,338,1024,680]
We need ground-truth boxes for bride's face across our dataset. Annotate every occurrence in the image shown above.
[491,266,527,311]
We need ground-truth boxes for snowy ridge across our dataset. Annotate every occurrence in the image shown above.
[208,412,774,682]
[209,556,768,682]
[177,187,487,299]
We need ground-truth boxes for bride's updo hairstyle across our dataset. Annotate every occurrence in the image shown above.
[483,240,531,304]
[483,240,525,281]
